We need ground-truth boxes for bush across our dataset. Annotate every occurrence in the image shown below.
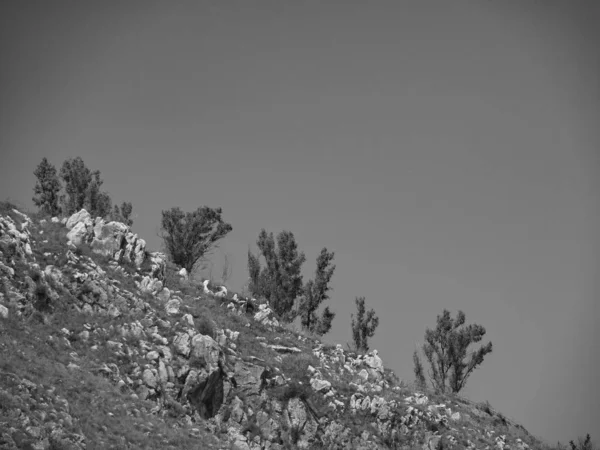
[32,157,62,216]
[248,229,306,321]
[413,309,493,394]
[160,206,232,276]
[298,248,336,336]
[196,315,216,339]
[33,283,51,312]
[350,296,379,353]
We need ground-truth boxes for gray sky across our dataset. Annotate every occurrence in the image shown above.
[1,1,598,444]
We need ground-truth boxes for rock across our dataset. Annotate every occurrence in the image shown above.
[165,298,180,315]
[254,307,272,323]
[51,217,60,223]
[173,333,192,357]
[44,265,62,283]
[190,334,220,370]
[364,350,383,372]
[268,344,302,354]
[66,209,92,229]
[157,359,169,384]
[422,432,441,450]
[157,287,170,302]
[146,351,160,360]
[178,268,188,278]
[66,221,90,246]
[187,367,225,419]
[0,262,14,277]
[214,286,227,298]
[311,378,331,392]
[0,304,8,319]
[142,368,158,388]
[90,221,128,258]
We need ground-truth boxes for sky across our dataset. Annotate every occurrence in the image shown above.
[1,1,598,445]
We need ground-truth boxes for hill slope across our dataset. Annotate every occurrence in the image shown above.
[0,203,558,449]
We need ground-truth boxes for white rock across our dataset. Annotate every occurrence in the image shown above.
[165,298,181,315]
[311,378,332,392]
[66,221,89,246]
[178,268,188,278]
[66,209,92,229]
[0,305,8,319]
[182,314,194,327]
[214,286,227,298]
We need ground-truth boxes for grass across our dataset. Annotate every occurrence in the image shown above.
[0,312,220,449]
[3,202,596,450]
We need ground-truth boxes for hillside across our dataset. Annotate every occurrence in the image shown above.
[0,203,576,449]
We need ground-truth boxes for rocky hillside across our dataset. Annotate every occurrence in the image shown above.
[0,203,555,449]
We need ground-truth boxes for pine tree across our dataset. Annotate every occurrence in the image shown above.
[350,296,379,352]
[414,309,493,394]
[247,229,305,321]
[32,157,62,216]
[160,206,232,275]
[299,248,336,335]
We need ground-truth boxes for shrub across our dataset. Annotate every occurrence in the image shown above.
[33,283,51,312]
[413,309,493,394]
[196,315,216,339]
[298,248,336,336]
[350,296,379,353]
[59,156,112,218]
[248,229,305,321]
[159,206,232,276]
[32,157,62,216]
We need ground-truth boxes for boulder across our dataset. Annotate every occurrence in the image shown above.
[187,367,225,419]
[90,221,128,258]
[66,209,92,229]
[165,298,181,315]
[190,334,220,370]
[66,222,89,246]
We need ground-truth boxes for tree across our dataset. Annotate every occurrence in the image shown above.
[299,248,336,335]
[247,229,306,321]
[412,347,427,390]
[569,434,595,450]
[350,296,379,353]
[160,206,232,275]
[220,252,233,286]
[413,309,493,394]
[59,156,113,218]
[32,157,62,216]
[112,201,134,227]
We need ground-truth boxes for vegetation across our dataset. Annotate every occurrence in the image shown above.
[159,206,232,276]
[298,248,336,336]
[59,156,112,218]
[1,184,591,449]
[112,201,134,227]
[248,229,306,321]
[32,156,134,224]
[412,309,493,394]
[32,157,62,216]
[350,296,379,353]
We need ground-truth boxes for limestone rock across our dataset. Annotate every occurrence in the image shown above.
[66,222,90,246]
[190,334,220,370]
[165,297,180,315]
[66,209,92,229]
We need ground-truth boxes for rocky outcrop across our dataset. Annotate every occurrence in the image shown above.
[65,209,166,276]
[0,207,544,450]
